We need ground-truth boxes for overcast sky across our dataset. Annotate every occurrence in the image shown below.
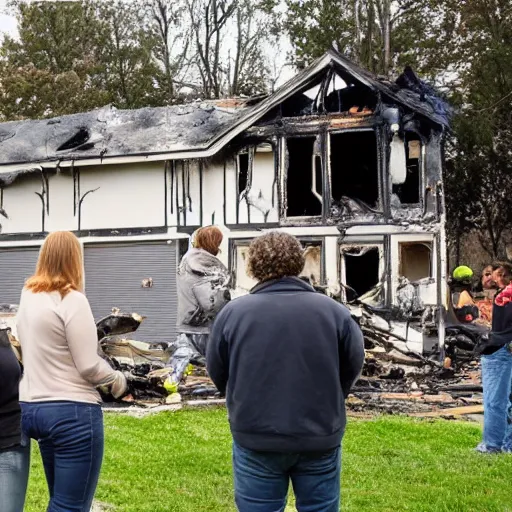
[0,0,17,39]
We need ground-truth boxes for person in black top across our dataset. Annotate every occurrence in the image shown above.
[476,262,512,453]
[0,325,30,511]
[207,232,365,511]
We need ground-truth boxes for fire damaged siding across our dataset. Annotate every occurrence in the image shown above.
[78,163,167,231]
[0,247,39,303]
[84,242,178,343]
[0,50,450,353]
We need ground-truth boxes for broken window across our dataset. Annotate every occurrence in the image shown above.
[280,80,322,117]
[286,137,323,217]
[342,246,380,301]
[234,244,258,293]
[324,74,376,114]
[234,240,323,293]
[299,242,322,286]
[399,242,432,281]
[330,131,379,209]
[238,152,249,196]
[392,134,421,204]
[280,71,377,117]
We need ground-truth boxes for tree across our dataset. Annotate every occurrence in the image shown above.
[443,0,512,259]
[186,0,237,98]
[0,0,109,119]
[229,0,270,96]
[185,0,272,98]
[148,0,193,101]
[0,0,167,119]
[282,0,459,78]
[97,0,162,109]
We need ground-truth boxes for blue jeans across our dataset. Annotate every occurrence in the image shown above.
[166,333,209,389]
[0,438,30,512]
[233,442,341,512]
[21,401,104,512]
[480,345,512,453]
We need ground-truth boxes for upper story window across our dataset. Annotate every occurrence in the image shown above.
[330,130,379,212]
[391,133,422,206]
[285,136,323,218]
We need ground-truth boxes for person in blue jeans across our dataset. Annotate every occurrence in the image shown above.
[207,232,365,511]
[477,262,512,454]
[17,231,128,511]
[0,324,29,512]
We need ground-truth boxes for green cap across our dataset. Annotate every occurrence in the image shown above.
[453,265,473,281]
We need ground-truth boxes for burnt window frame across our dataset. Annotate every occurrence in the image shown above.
[390,235,437,307]
[282,133,327,223]
[398,240,433,280]
[390,132,425,208]
[230,140,280,229]
[229,236,326,290]
[338,237,385,303]
[328,127,384,214]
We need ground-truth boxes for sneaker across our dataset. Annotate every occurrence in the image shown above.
[475,442,501,454]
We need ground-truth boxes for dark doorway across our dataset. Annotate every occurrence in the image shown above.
[344,247,380,299]
[330,131,379,208]
[286,137,323,217]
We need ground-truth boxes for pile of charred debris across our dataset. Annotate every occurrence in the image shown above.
[347,300,485,417]
[2,300,487,417]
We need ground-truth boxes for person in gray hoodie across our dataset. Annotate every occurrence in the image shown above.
[166,226,231,393]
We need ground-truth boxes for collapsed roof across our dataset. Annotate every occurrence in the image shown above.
[0,49,450,169]
[0,103,246,167]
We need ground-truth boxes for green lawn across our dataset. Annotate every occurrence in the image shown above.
[24,409,512,512]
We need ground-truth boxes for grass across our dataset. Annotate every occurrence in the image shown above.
[24,409,512,512]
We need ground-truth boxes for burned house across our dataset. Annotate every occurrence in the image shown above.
[0,50,449,352]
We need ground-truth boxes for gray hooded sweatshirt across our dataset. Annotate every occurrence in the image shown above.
[176,248,231,334]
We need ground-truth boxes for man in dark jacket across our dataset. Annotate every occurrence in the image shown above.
[207,232,365,512]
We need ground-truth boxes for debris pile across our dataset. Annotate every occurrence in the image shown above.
[97,310,221,403]
[348,303,485,416]
[2,303,486,417]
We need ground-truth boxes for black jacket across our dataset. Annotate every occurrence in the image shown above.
[206,277,365,453]
[0,329,22,449]
[487,287,512,353]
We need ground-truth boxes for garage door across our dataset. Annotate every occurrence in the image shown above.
[84,242,177,343]
[0,247,40,305]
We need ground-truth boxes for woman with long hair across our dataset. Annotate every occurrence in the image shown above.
[17,231,127,510]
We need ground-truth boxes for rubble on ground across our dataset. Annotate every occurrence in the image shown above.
[2,303,487,416]
[347,301,485,415]
[96,310,221,403]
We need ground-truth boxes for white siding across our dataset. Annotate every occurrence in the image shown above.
[1,175,43,234]
[239,148,278,224]
[202,161,226,226]
[79,163,166,230]
[46,173,76,232]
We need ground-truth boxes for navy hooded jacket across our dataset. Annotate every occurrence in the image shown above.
[206,277,365,453]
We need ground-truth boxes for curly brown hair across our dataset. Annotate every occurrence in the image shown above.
[247,232,305,283]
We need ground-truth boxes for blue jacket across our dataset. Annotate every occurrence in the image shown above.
[206,277,365,453]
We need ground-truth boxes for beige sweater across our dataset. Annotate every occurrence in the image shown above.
[17,289,118,404]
